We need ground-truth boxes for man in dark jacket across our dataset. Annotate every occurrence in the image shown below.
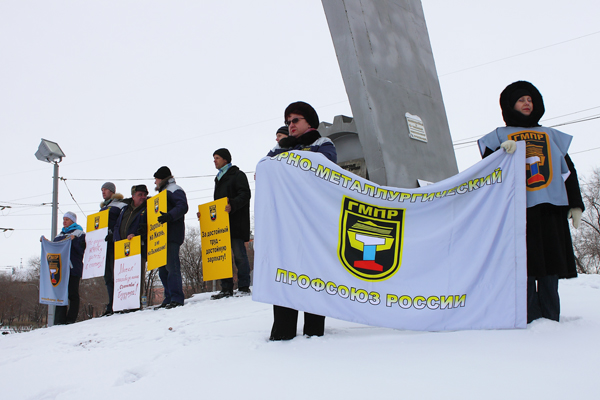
[154,167,189,309]
[210,148,252,299]
[100,182,127,316]
[113,185,149,305]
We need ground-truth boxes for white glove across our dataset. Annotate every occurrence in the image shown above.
[500,140,517,154]
[568,207,583,229]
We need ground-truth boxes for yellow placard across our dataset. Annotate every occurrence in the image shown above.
[114,235,141,260]
[198,198,232,281]
[147,190,167,271]
[86,209,109,232]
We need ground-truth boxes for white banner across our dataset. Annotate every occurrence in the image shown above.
[113,236,142,312]
[253,143,527,331]
[82,210,109,279]
[82,227,107,279]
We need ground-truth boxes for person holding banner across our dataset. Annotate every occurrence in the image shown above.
[154,167,189,309]
[113,184,149,308]
[478,81,584,323]
[267,101,337,341]
[267,101,336,163]
[50,212,86,325]
[99,182,127,316]
[209,148,252,300]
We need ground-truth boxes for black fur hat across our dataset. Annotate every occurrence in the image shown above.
[284,101,319,129]
[500,81,545,127]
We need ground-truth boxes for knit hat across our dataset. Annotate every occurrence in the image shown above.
[284,101,319,129]
[500,81,545,127]
[276,126,289,136]
[63,211,77,224]
[131,184,149,195]
[101,182,116,193]
[154,166,172,180]
[213,148,232,163]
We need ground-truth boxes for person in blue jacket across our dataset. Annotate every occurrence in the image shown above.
[153,167,189,309]
[268,101,337,341]
[53,211,86,325]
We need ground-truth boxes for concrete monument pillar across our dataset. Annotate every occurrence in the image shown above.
[321,0,457,188]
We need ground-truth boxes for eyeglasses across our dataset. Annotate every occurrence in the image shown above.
[285,117,305,126]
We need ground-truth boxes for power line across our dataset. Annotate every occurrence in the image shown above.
[63,171,255,181]
[0,201,51,208]
[60,178,87,218]
[541,106,600,122]
[549,115,600,128]
[571,146,600,155]
[452,113,600,148]
[4,193,53,202]
[440,30,600,77]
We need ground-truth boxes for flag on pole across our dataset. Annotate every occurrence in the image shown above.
[40,237,71,306]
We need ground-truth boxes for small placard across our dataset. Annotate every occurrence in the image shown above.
[405,112,427,143]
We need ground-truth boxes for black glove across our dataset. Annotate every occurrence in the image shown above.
[157,212,172,224]
[105,232,113,242]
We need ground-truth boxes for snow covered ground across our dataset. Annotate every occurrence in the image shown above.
[2,274,600,399]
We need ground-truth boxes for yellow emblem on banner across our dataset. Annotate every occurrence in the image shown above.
[86,209,109,232]
[147,190,167,271]
[198,198,232,281]
[47,253,62,287]
[115,235,141,260]
[338,196,405,282]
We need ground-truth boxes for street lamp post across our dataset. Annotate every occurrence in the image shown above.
[35,139,66,327]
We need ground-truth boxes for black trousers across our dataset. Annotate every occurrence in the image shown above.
[527,275,559,323]
[55,275,81,325]
[104,245,115,311]
[270,305,325,340]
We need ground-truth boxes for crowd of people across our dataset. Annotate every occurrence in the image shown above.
[45,90,583,334]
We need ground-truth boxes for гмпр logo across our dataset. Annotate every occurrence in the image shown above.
[338,196,404,281]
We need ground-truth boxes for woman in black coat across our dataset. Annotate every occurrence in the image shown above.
[269,101,337,340]
[478,81,584,323]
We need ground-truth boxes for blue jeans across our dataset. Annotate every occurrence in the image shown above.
[220,238,251,292]
[158,242,184,304]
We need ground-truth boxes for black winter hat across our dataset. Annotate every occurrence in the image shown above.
[154,166,172,180]
[213,148,232,163]
[500,81,545,127]
[285,101,319,129]
[276,126,289,136]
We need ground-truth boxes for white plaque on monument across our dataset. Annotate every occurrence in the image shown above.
[405,112,427,143]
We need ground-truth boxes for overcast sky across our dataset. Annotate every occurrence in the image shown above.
[1,0,599,267]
